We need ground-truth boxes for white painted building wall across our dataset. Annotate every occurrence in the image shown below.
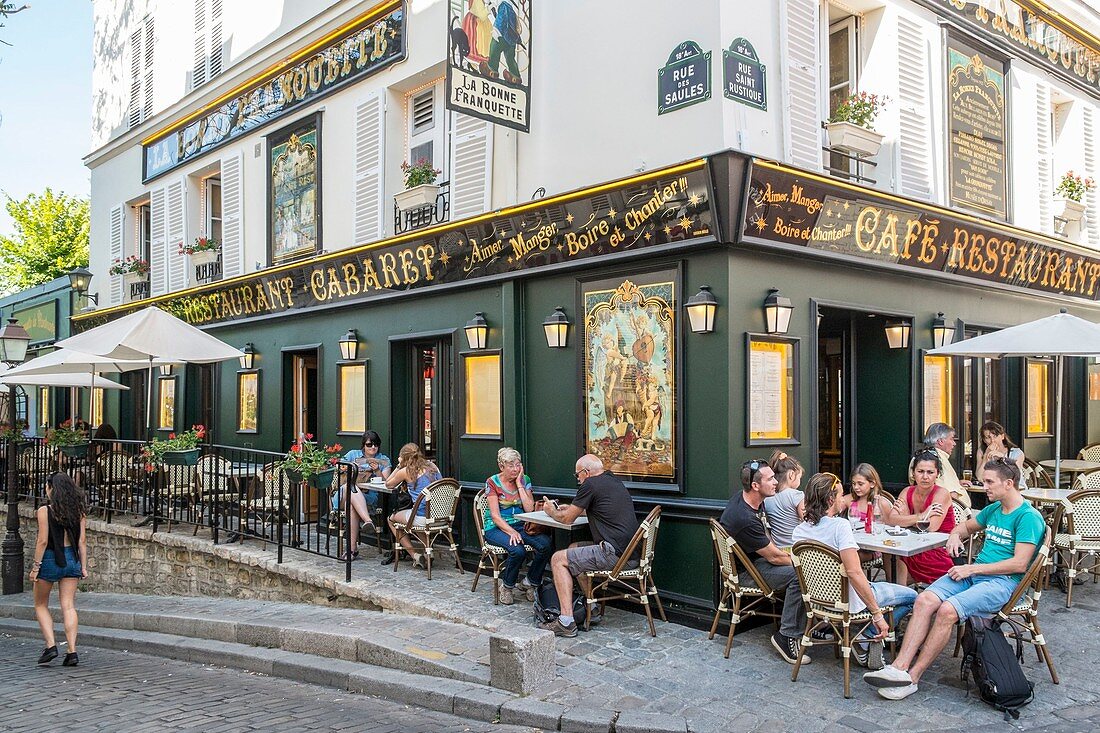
[86,0,1100,306]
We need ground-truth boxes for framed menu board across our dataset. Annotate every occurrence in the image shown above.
[746,334,799,445]
[1026,358,1052,437]
[922,354,954,433]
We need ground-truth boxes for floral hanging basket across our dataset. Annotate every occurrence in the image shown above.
[59,442,90,458]
[162,448,202,466]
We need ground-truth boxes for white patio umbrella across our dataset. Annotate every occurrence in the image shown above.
[0,368,129,390]
[930,311,1100,487]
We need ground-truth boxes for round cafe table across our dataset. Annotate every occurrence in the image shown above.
[1039,459,1100,486]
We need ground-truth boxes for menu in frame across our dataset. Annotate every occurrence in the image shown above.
[922,355,953,432]
[747,336,797,444]
[1027,359,1051,436]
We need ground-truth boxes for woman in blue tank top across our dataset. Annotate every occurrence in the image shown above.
[384,443,441,569]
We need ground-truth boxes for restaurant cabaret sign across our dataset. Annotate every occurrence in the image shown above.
[143,3,406,181]
[742,161,1100,301]
[76,164,714,330]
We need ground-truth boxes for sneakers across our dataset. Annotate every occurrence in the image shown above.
[62,652,79,667]
[810,627,836,643]
[852,640,884,670]
[770,632,811,665]
[878,683,918,700]
[499,585,516,605]
[538,618,578,638]
[520,578,537,602]
[37,645,58,665]
[863,664,913,688]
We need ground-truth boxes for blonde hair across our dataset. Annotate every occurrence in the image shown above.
[398,443,429,479]
[497,447,521,467]
[850,463,883,503]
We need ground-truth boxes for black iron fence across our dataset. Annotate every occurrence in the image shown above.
[1,438,364,582]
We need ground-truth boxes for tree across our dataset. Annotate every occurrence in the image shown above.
[0,189,89,295]
[0,3,29,47]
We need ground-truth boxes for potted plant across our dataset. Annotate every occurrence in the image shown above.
[395,158,442,210]
[110,255,151,284]
[180,236,220,266]
[1053,171,1095,223]
[0,420,27,444]
[275,434,342,489]
[142,424,206,466]
[826,91,888,157]
[46,419,89,457]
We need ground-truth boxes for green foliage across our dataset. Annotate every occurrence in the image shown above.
[0,189,90,295]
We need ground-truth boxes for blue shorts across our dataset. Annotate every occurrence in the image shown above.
[38,548,82,583]
[925,573,1017,619]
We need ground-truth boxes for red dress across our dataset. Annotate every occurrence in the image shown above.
[900,485,956,584]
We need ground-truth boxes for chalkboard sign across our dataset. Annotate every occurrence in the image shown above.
[658,41,711,114]
[723,38,767,110]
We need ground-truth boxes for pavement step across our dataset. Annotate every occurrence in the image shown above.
[0,592,490,686]
[0,617,520,726]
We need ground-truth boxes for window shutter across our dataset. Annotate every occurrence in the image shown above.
[1085,107,1099,247]
[209,0,223,78]
[1035,82,1053,234]
[449,112,494,220]
[897,16,933,200]
[149,186,167,296]
[143,18,155,119]
[167,178,186,290]
[220,152,243,278]
[129,28,143,128]
[354,92,385,244]
[782,0,823,171]
[192,0,207,88]
[109,205,124,305]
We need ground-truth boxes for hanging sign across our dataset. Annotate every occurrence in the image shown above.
[723,38,766,110]
[446,0,532,132]
[657,41,711,114]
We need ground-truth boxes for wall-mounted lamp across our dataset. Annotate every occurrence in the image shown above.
[464,312,489,350]
[762,288,793,335]
[0,318,30,365]
[931,312,954,349]
[542,306,570,348]
[239,343,256,370]
[338,329,360,361]
[66,266,99,306]
[685,285,718,334]
[884,320,911,350]
[158,364,173,377]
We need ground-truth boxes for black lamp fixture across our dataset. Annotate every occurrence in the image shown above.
[542,306,570,348]
[762,288,793,335]
[685,285,719,334]
[884,319,911,349]
[931,312,954,349]
[0,318,30,365]
[338,329,360,361]
[66,266,99,306]
[159,364,173,377]
[239,343,256,370]
[464,312,489,350]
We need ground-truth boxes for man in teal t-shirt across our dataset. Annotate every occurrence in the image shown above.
[864,457,1045,700]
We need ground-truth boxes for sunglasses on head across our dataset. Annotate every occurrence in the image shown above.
[743,459,769,475]
[821,472,842,490]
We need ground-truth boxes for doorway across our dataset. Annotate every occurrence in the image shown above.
[285,349,319,520]
[390,337,453,476]
[123,369,148,439]
[186,363,217,444]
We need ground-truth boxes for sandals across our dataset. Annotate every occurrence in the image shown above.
[412,553,426,570]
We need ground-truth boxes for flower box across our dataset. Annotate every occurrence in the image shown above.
[394,183,441,211]
[59,442,90,458]
[190,249,220,266]
[123,271,149,285]
[282,467,336,489]
[825,121,885,157]
[1054,197,1087,223]
[162,448,202,466]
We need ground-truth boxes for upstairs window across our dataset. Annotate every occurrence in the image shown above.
[407,85,445,177]
[129,15,155,128]
[192,0,224,90]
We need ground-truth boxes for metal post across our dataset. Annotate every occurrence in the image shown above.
[2,386,24,594]
[1054,355,1064,488]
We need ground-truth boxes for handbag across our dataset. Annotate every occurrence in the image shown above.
[393,487,414,513]
[523,499,546,535]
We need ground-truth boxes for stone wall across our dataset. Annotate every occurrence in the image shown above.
[2,506,379,610]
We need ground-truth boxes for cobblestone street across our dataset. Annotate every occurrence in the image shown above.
[0,634,535,733]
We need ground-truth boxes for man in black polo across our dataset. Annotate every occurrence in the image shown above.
[720,458,810,665]
[540,453,639,637]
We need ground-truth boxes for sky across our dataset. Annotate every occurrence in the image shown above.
[0,1,92,238]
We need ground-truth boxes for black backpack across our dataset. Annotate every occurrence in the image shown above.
[533,576,589,628]
[960,616,1034,720]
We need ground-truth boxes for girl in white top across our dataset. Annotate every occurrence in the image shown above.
[762,450,804,548]
[974,420,1027,489]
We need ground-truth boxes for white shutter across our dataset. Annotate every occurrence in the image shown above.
[109,205,124,305]
[782,0,823,171]
[354,92,385,244]
[1035,82,1053,234]
[143,18,155,119]
[220,153,243,278]
[209,0,223,78]
[192,0,207,88]
[128,28,142,128]
[897,16,933,199]
[1085,107,1100,247]
[149,186,167,296]
[167,178,186,290]
[449,112,494,220]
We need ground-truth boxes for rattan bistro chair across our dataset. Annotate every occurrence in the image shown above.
[196,454,237,532]
[1072,469,1100,491]
[708,518,781,658]
[1024,456,1056,489]
[470,488,536,605]
[577,506,666,636]
[393,478,464,580]
[242,464,291,549]
[1078,443,1100,462]
[790,540,897,699]
[96,450,136,513]
[162,463,199,534]
[1051,489,1100,607]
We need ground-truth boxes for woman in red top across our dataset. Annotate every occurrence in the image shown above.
[891,449,955,585]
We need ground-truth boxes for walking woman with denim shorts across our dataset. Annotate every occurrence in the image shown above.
[29,473,88,666]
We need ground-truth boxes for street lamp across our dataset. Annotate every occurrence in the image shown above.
[239,343,256,370]
[542,307,570,348]
[1,318,31,595]
[338,329,360,361]
[685,286,719,334]
[66,266,99,307]
[931,312,954,349]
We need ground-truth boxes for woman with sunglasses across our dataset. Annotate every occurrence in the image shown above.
[335,430,391,560]
[792,473,917,670]
[891,449,956,585]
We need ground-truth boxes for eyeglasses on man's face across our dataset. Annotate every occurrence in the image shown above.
[574,468,588,478]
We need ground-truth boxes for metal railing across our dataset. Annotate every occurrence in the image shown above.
[128,280,150,301]
[194,255,223,284]
[393,180,451,234]
[1,438,363,582]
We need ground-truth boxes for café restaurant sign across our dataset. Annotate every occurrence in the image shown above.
[741,160,1100,301]
[930,0,1100,97]
[76,163,714,330]
[143,2,406,181]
